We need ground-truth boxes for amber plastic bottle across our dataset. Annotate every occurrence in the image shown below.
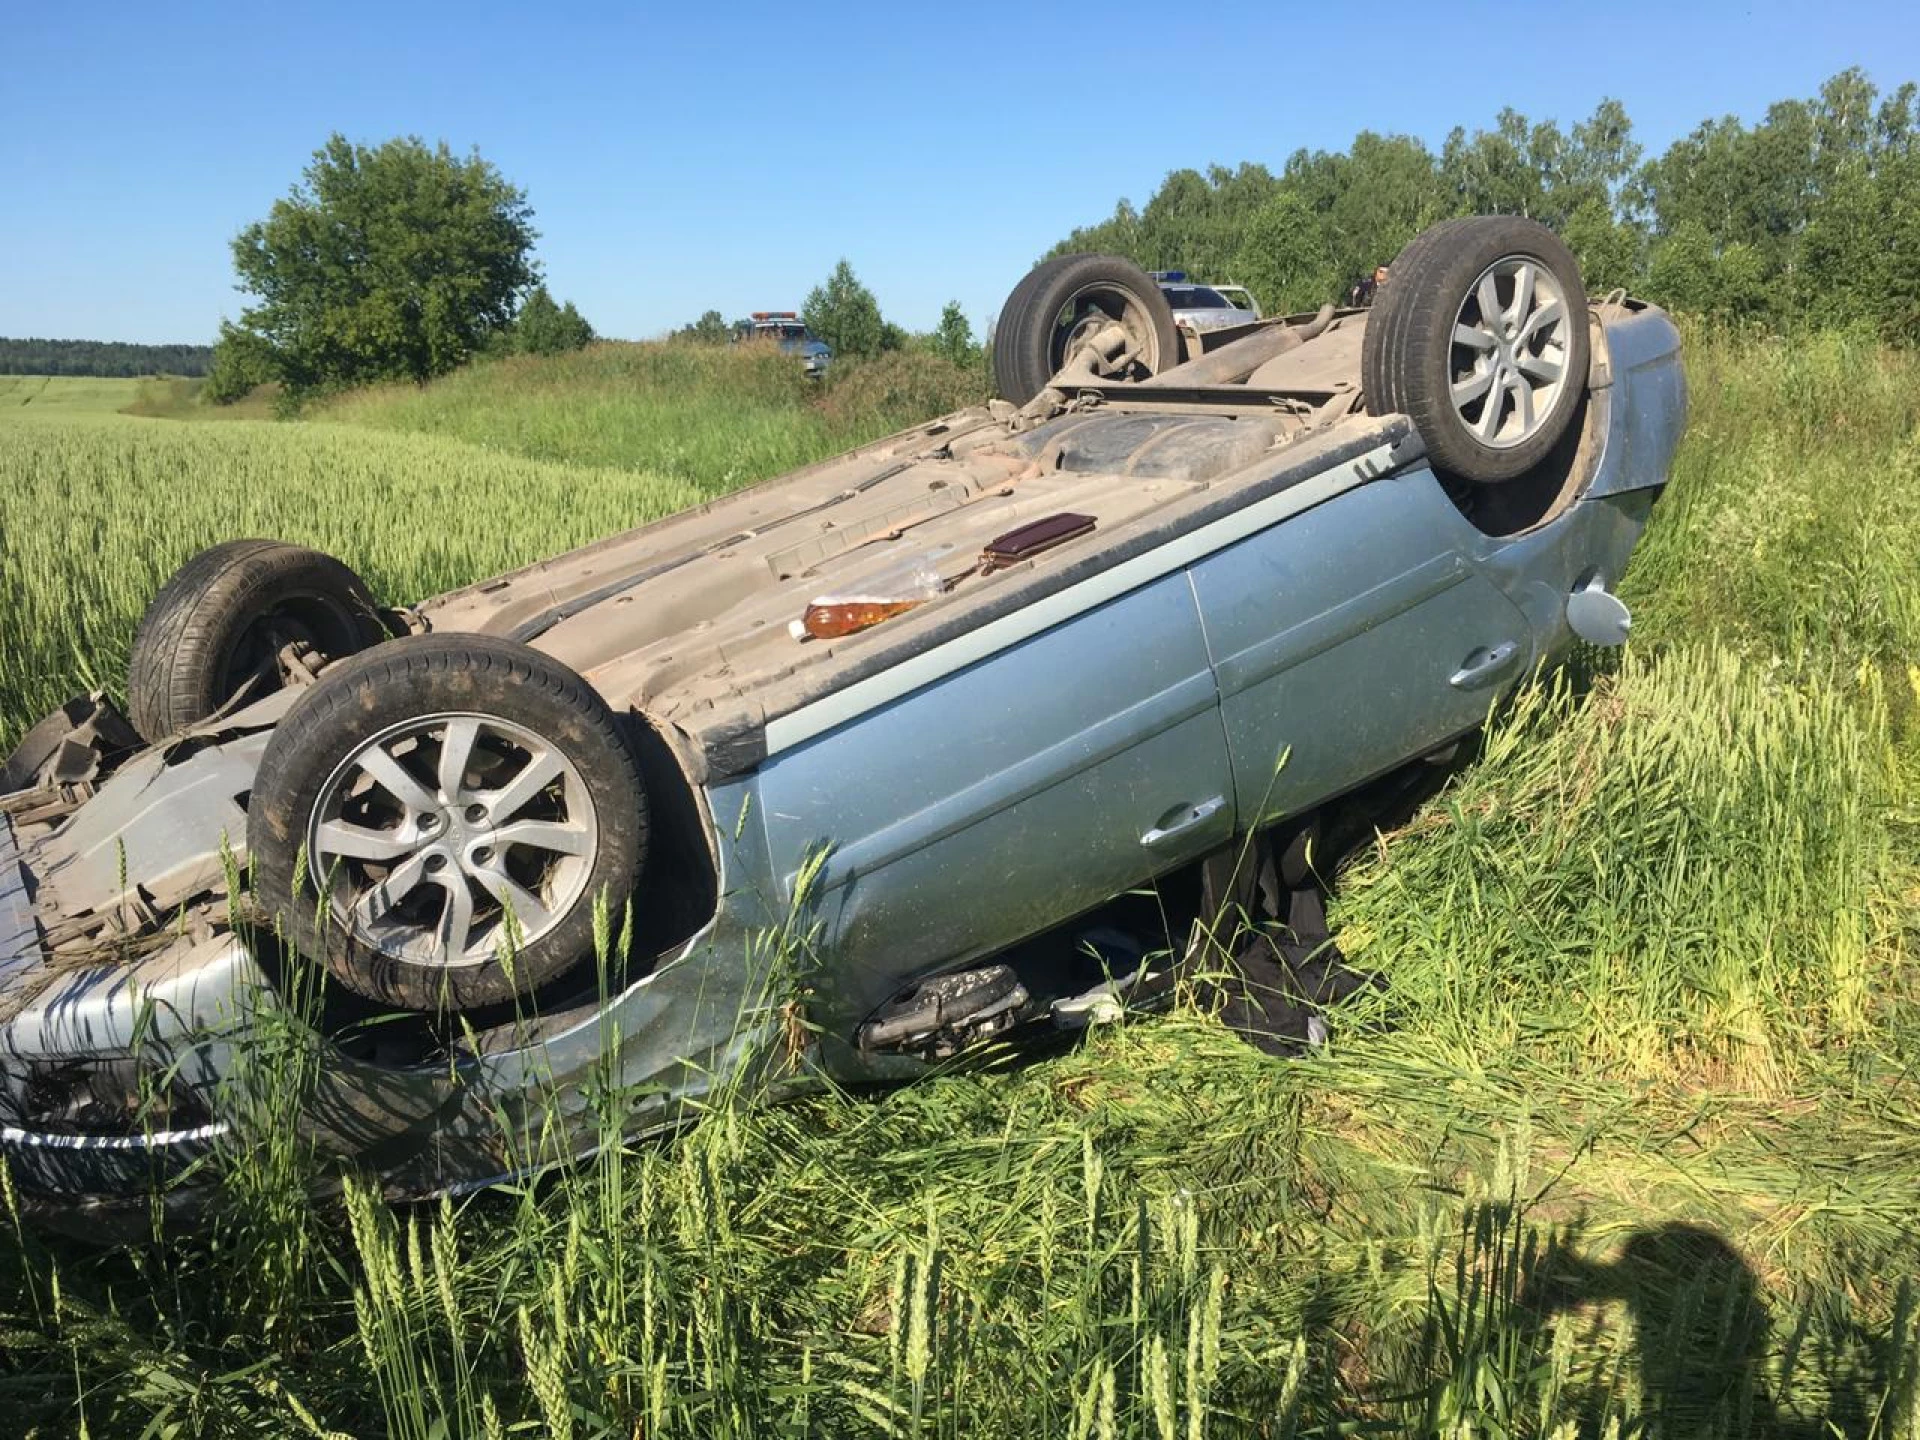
[794,597,926,639]
[788,551,947,641]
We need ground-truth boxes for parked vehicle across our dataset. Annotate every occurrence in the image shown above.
[737,311,830,377]
[1150,271,1262,339]
[1209,284,1261,318]
[0,216,1684,1226]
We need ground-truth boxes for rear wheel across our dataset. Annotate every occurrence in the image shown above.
[127,540,388,741]
[247,633,648,1013]
[992,254,1182,405]
[1363,216,1589,483]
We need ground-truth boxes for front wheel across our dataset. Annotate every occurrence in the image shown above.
[247,634,649,1012]
[1362,216,1590,484]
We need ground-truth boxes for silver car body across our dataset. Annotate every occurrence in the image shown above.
[0,296,1685,1218]
[1155,278,1262,336]
[1210,285,1262,318]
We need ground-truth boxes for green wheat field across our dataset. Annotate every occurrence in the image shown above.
[0,335,1915,1437]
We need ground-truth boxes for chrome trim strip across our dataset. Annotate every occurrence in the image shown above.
[2,1119,228,1151]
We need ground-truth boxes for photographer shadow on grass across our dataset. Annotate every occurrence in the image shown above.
[1531,1222,1778,1436]
[1522,1220,1894,1438]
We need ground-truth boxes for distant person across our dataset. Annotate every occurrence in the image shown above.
[1350,264,1391,307]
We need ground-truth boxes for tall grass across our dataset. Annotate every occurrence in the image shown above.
[320,340,985,489]
[1332,647,1887,1085]
[0,413,702,745]
[1625,326,1920,671]
[0,331,1915,1436]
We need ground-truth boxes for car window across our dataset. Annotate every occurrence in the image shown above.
[1162,286,1232,310]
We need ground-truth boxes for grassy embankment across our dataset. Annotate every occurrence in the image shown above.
[0,346,981,743]
[0,334,1915,1437]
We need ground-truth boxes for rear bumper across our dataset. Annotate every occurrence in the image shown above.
[2,1112,228,1201]
[0,811,234,1200]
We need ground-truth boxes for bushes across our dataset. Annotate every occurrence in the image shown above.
[202,320,280,404]
[816,349,987,429]
[510,285,595,356]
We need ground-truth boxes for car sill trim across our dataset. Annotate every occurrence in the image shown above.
[763,437,1405,757]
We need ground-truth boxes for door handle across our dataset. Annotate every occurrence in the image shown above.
[1141,795,1227,849]
[1448,641,1520,691]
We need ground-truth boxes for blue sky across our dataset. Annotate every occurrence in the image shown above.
[4,1,1917,345]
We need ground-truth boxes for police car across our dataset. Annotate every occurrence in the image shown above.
[742,311,831,378]
[1149,272,1263,338]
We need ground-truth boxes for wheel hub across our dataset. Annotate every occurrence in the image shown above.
[1054,284,1158,382]
[1449,256,1571,450]
[412,806,498,872]
[306,712,598,968]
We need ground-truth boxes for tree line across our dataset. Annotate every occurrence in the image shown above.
[1046,69,1919,343]
[200,67,1915,410]
[673,261,982,369]
[0,338,214,377]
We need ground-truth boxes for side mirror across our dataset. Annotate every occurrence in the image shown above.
[1567,577,1633,646]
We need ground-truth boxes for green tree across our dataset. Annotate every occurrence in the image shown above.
[1646,220,1719,315]
[512,285,594,355]
[1566,98,1643,212]
[1441,108,1556,221]
[1232,191,1340,313]
[675,309,731,344]
[216,134,538,399]
[1880,152,1920,345]
[1317,132,1449,281]
[1038,68,1920,348]
[1714,242,1771,322]
[931,302,977,366]
[1561,197,1643,295]
[1136,164,1278,275]
[0,337,216,379]
[803,260,885,361]
[202,321,278,403]
[1048,198,1143,261]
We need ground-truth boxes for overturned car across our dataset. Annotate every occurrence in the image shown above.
[0,217,1685,1222]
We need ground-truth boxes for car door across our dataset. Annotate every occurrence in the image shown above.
[753,570,1235,1023]
[1187,466,1534,827]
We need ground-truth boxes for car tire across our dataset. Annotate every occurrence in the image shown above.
[1363,216,1590,484]
[992,254,1182,406]
[247,633,649,1013]
[127,540,390,741]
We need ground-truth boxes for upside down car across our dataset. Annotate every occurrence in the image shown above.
[0,217,1685,1227]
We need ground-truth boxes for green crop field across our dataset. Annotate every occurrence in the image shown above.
[0,337,1916,1437]
[0,375,149,415]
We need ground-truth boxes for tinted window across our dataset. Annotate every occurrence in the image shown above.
[1162,286,1232,310]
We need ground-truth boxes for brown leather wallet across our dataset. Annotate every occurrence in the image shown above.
[981,512,1096,572]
